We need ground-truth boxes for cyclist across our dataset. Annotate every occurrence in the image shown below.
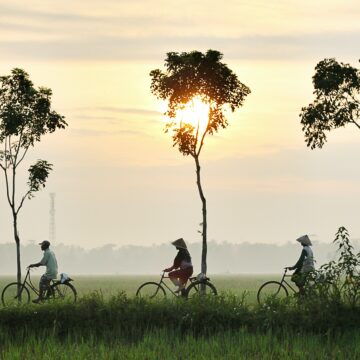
[287,235,315,295]
[163,238,193,294]
[28,240,58,303]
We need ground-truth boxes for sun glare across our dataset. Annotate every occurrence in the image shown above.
[176,97,210,133]
[158,97,210,133]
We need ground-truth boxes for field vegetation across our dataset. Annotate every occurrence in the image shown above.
[0,291,360,359]
[1,227,360,358]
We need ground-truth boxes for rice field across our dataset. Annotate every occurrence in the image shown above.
[0,274,357,359]
[1,329,360,360]
[0,274,277,304]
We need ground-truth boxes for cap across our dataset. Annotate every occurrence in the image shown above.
[171,238,187,249]
[39,240,50,247]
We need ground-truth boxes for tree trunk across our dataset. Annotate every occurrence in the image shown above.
[194,155,207,275]
[13,214,22,285]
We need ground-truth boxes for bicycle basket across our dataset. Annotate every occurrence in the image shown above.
[60,273,71,283]
[196,273,206,281]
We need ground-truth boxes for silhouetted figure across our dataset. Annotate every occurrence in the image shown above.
[287,235,315,295]
[28,240,58,303]
[164,238,193,294]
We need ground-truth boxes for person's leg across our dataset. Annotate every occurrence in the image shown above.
[169,270,186,292]
[33,275,50,303]
[168,270,181,286]
[292,272,306,295]
[174,269,193,293]
[180,268,193,296]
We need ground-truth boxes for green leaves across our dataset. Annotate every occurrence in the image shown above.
[310,226,360,307]
[0,68,67,147]
[27,160,53,198]
[150,50,251,157]
[300,58,360,149]
[0,68,66,214]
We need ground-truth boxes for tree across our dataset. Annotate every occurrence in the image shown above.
[300,58,360,149]
[0,68,67,284]
[150,50,251,274]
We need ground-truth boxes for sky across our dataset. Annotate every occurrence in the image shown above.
[0,0,360,251]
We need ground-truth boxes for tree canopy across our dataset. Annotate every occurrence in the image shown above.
[300,58,360,149]
[150,50,251,157]
[0,68,67,145]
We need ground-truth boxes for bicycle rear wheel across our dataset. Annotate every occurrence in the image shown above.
[48,282,77,303]
[257,281,288,304]
[1,282,30,306]
[136,282,166,299]
[185,281,217,298]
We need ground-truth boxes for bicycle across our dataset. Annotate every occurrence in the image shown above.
[257,268,298,304]
[1,268,77,306]
[136,271,217,299]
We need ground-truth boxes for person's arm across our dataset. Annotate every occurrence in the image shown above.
[164,252,182,272]
[163,265,175,272]
[28,262,42,268]
[29,252,48,268]
[288,249,306,270]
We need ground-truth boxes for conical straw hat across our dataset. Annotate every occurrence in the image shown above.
[171,238,187,249]
[296,235,312,246]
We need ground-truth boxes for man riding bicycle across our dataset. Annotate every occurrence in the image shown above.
[28,240,58,303]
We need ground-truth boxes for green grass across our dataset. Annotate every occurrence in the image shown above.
[0,274,277,304]
[1,275,358,359]
[1,329,360,359]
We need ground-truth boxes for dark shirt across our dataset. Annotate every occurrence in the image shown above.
[173,249,192,268]
[292,249,307,270]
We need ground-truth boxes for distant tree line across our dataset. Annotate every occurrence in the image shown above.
[1,240,357,276]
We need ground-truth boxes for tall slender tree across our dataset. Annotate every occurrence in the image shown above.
[0,68,67,284]
[150,50,250,274]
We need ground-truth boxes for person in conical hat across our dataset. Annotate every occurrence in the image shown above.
[163,238,193,295]
[287,235,315,295]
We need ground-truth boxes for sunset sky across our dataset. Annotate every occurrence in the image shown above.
[0,0,359,250]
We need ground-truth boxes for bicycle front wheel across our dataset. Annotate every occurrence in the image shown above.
[186,281,218,298]
[257,281,288,304]
[136,282,166,299]
[1,282,30,306]
[48,282,77,303]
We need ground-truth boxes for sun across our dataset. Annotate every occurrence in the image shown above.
[175,97,210,133]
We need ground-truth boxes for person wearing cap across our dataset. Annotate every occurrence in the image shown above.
[163,238,193,294]
[287,235,315,295]
[28,240,58,303]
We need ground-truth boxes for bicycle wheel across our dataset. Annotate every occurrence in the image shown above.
[48,282,77,303]
[185,281,217,298]
[257,281,288,304]
[136,282,166,299]
[1,282,30,306]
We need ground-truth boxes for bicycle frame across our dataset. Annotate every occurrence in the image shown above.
[19,268,55,297]
[156,271,197,297]
[17,269,40,297]
[280,268,298,294]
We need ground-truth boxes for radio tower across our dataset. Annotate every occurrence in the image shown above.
[49,193,56,243]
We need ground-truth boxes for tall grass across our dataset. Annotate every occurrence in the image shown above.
[1,292,360,340]
[1,328,360,360]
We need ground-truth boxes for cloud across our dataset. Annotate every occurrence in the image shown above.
[69,128,147,137]
[1,1,359,61]
[71,106,159,117]
[1,32,359,61]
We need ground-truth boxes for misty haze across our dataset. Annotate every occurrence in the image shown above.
[1,239,356,275]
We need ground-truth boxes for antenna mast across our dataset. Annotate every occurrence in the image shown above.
[49,193,56,243]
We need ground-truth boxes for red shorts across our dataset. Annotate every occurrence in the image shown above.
[169,267,193,283]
